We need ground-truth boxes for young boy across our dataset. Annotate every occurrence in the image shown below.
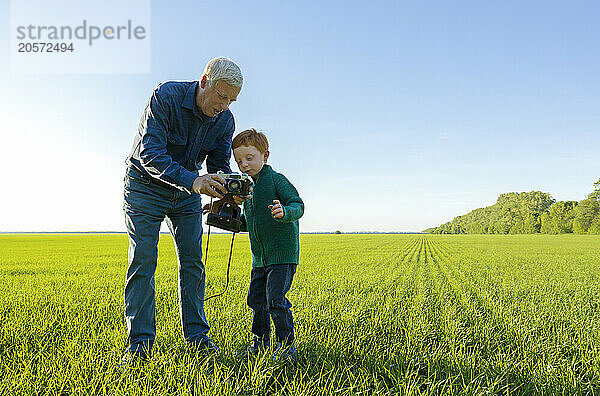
[232,128,304,363]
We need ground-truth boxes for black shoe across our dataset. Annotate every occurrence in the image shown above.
[119,350,149,367]
[188,339,221,355]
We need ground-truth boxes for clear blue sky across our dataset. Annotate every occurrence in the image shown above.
[0,0,598,232]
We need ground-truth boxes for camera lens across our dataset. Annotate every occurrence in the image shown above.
[228,180,240,192]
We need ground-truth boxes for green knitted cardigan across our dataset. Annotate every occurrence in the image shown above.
[240,165,304,267]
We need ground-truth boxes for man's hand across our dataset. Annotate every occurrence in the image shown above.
[191,174,227,198]
[268,200,284,219]
[232,186,253,205]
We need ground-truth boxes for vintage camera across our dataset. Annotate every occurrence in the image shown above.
[217,171,252,196]
[204,172,253,233]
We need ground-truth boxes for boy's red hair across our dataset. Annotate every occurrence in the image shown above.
[232,128,269,153]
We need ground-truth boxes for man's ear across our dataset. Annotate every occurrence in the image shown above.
[263,150,270,163]
[200,74,208,88]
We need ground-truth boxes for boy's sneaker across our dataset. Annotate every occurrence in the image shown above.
[273,341,297,363]
[241,335,270,358]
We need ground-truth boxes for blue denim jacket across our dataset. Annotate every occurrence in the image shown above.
[126,80,234,192]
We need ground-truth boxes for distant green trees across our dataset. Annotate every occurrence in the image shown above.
[572,178,600,234]
[425,179,600,235]
[540,201,578,234]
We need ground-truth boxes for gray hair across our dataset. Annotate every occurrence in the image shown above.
[203,57,243,88]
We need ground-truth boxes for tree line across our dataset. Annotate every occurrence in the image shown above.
[424,179,600,234]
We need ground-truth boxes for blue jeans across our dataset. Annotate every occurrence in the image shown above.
[123,166,210,356]
[247,264,297,346]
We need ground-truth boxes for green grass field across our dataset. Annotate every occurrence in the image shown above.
[1,234,600,395]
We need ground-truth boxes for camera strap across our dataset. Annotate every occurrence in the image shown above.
[199,197,237,302]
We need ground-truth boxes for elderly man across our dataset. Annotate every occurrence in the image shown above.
[122,57,244,363]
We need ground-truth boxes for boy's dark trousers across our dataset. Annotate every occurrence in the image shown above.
[247,263,297,347]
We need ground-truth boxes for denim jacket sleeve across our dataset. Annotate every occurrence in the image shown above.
[138,88,199,192]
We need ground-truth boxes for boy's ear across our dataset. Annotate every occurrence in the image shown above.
[263,150,270,163]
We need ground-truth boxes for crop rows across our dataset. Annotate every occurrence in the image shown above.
[1,234,599,395]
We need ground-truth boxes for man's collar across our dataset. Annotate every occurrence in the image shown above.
[182,81,211,121]
[181,81,198,111]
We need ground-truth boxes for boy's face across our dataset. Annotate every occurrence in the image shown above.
[233,145,269,177]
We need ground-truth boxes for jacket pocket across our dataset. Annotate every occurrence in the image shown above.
[201,135,217,152]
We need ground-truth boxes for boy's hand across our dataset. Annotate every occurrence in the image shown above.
[268,200,284,219]
[233,186,253,205]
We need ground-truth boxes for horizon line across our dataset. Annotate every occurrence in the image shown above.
[0,231,424,235]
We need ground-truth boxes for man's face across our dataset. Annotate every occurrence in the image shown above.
[196,77,240,117]
[233,145,268,177]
